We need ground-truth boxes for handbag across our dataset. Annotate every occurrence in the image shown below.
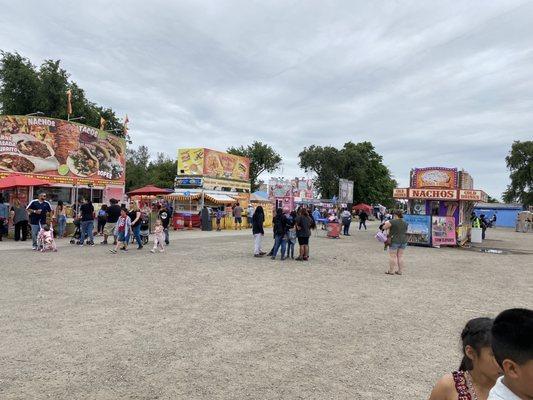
[375,231,388,243]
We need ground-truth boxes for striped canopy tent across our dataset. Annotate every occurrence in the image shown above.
[164,192,202,202]
[204,193,237,205]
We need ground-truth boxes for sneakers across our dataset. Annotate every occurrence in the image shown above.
[100,240,108,245]
[150,249,155,253]
[254,254,263,258]
[89,241,95,247]
[109,249,117,254]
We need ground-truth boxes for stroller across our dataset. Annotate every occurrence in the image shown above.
[140,213,150,245]
[69,219,81,245]
[37,222,57,252]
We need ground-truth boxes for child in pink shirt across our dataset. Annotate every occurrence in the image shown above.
[151,219,165,253]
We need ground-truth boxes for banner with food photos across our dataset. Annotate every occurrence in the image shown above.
[0,115,126,185]
[178,148,250,182]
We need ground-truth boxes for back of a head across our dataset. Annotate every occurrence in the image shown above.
[276,208,282,216]
[459,317,493,371]
[492,308,533,368]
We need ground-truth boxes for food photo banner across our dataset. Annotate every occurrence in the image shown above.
[178,148,250,182]
[0,115,126,186]
[413,167,457,189]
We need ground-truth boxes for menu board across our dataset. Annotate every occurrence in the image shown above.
[0,115,126,186]
[432,216,457,246]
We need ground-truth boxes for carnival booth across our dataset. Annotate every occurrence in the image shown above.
[169,148,261,230]
[393,167,488,247]
[268,177,314,211]
[0,115,126,233]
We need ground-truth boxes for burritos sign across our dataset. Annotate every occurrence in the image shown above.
[409,189,457,200]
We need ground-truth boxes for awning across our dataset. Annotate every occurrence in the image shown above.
[164,192,202,201]
[0,174,51,190]
[204,193,237,204]
[127,185,173,196]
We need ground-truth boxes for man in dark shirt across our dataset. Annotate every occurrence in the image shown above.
[79,198,95,246]
[26,192,52,249]
[358,210,368,230]
[102,198,121,245]
[158,205,171,245]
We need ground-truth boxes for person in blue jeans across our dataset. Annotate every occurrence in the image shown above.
[78,198,95,246]
[271,208,288,260]
[26,192,52,249]
[128,201,143,250]
[54,200,67,238]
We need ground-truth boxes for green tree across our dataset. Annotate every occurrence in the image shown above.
[502,140,532,207]
[0,51,125,137]
[125,145,150,192]
[227,141,282,191]
[147,153,176,189]
[299,141,397,206]
[0,52,40,115]
[486,195,499,203]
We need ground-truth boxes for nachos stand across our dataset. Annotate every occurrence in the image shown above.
[0,115,126,233]
[393,167,488,247]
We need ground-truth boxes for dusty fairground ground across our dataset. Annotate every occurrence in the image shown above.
[0,222,531,399]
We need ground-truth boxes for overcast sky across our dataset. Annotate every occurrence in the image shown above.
[2,0,533,198]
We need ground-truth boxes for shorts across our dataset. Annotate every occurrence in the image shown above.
[234,217,242,224]
[389,242,407,251]
[297,236,309,245]
[104,222,116,236]
[117,231,128,242]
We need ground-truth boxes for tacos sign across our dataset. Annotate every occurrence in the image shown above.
[0,115,126,185]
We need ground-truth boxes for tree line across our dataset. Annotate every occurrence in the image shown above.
[2,52,530,206]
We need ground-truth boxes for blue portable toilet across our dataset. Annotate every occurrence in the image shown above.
[473,202,523,228]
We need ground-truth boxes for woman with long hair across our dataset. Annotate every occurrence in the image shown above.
[10,198,28,241]
[252,205,265,257]
[54,200,67,238]
[271,208,288,260]
[295,208,313,261]
[428,317,501,400]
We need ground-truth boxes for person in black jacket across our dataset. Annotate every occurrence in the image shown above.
[252,206,266,257]
[271,208,288,260]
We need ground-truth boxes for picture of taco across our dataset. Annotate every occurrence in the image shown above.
[0,153,36,173]
[90,142,124,180]
[106,136,124,157]
[67,147,99,177]
[54,120,80,164]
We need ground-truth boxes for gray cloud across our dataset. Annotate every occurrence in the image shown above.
[1,0,532,199]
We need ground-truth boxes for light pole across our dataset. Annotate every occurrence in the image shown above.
[69,116,85,122]
[26,112,44,116]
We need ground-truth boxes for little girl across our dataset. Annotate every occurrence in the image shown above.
[151,219,165,253]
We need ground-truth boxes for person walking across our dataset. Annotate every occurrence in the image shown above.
[246,203,254,228]
[151,219,165,253]
[382,210,409,275]
[215,208,224,231]
[10,199,28,241]
[110,208,131,253]
[0,194,8,241]
[295,208,313,261]
[286,210,297,259]
[54,200,67,238]
[233,202,243,230]
[26,192,52,250]
[128,200,143,250]
[101,199,120,245]
[158,205,171,245]
[271,208,288,260]
[252,205,265,257]
[358,209,368,230]
[97,204,107,235]
[341,208,352,236]
[78,198,95,246]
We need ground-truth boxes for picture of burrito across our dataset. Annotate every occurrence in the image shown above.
[54,121,80,164]
[0,153,35,173]
[17,139,54,159]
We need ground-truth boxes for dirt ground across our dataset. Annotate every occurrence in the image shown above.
[0,222,531,399]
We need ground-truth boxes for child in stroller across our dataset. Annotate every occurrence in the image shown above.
[70,219,81,244]
[38,223,57,252]
[139,212,150,245]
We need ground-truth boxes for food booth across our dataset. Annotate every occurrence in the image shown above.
[0,115,126,226]
[393,167,488,247]
[168,148,272,229]
[268,177,314,211]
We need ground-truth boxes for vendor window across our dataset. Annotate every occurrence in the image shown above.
[33,186,71,204]
[77,188,103,203]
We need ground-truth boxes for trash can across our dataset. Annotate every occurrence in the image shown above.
[201,207,212,231]
[471,227,482,243]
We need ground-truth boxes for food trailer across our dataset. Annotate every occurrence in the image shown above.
[268,177,314,210]
[393,167,488,246]
[0,115,126,215]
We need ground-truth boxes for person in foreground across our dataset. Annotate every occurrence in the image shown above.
[382,210,409,275]
[110,208,131,254]
[429,317,501,400]
[488,308,533,400]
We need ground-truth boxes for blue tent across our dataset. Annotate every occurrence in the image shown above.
[474,202,523,228]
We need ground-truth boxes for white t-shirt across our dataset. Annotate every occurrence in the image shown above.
[488,377,522,400]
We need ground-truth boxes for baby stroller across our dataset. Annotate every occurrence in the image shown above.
[140,213,150,245]
[69,219,81,245]
[37,222,57,252]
